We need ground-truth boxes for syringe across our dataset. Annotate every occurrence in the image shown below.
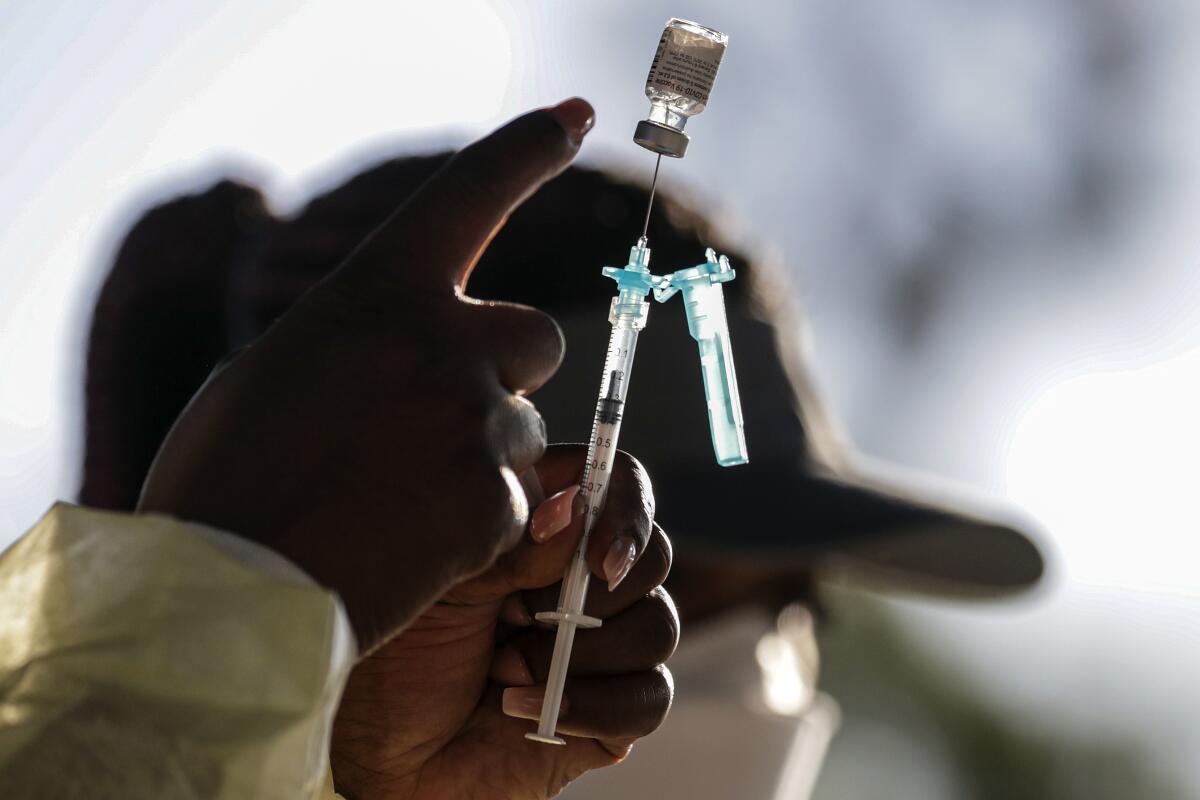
[526,16,738,745]
[525,241,653,745]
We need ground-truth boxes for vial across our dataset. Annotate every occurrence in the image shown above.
[633,18,728,158]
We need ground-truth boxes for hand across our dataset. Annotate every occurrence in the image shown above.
[139,100,597,653]
[330,445,678,800]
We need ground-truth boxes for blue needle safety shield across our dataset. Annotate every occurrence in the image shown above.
[651,248,749,466]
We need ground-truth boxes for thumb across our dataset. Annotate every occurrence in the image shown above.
[339,98,594,296]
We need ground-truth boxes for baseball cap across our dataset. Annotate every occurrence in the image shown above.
[84,153,1043,595]
[238,154,1044,595]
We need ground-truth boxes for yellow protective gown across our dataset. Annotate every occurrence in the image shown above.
[0,504,355,799]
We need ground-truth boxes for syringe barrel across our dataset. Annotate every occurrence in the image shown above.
[530,308,645,745]
[558,543,593,615]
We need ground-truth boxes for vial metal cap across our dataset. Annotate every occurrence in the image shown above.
[634,120,689,158]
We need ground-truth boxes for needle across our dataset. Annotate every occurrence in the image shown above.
[639,154,662,244]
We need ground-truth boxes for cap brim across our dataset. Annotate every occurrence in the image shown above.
[653,453,1045,598]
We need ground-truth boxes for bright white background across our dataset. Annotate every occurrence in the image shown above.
[3,0,1199,795]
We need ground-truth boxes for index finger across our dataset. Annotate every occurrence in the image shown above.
[343,98,594,295]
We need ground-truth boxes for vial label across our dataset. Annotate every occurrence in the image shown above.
[645,26,725,107]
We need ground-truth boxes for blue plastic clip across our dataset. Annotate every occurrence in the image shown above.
[602,243,749,467]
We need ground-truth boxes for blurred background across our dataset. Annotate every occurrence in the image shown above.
[3,1,1199,796]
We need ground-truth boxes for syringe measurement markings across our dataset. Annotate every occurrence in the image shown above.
[577,336,633,522]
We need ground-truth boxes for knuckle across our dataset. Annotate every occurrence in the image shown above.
[613,449,644,476]
[620,521,651,555]
[478,303,565,385]
[640,666,675,733]
[615,450,655,522]
[486,396,547,461]
[628,522,676,585]
[493,303,563,349]
[456,467,524,571]
[493,467,530,554]
[474,471,517,523]
[524,307,566,363]
[526,404,549,449]
[614,509,654,554]
[641,588,681,664]
[641,525,673,586]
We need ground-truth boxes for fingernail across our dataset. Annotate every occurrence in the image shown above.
[530,485,581,542]
[502,686,566,721]
[603,536,637,592]
[548,97,595,145]
[491,647,535,686]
